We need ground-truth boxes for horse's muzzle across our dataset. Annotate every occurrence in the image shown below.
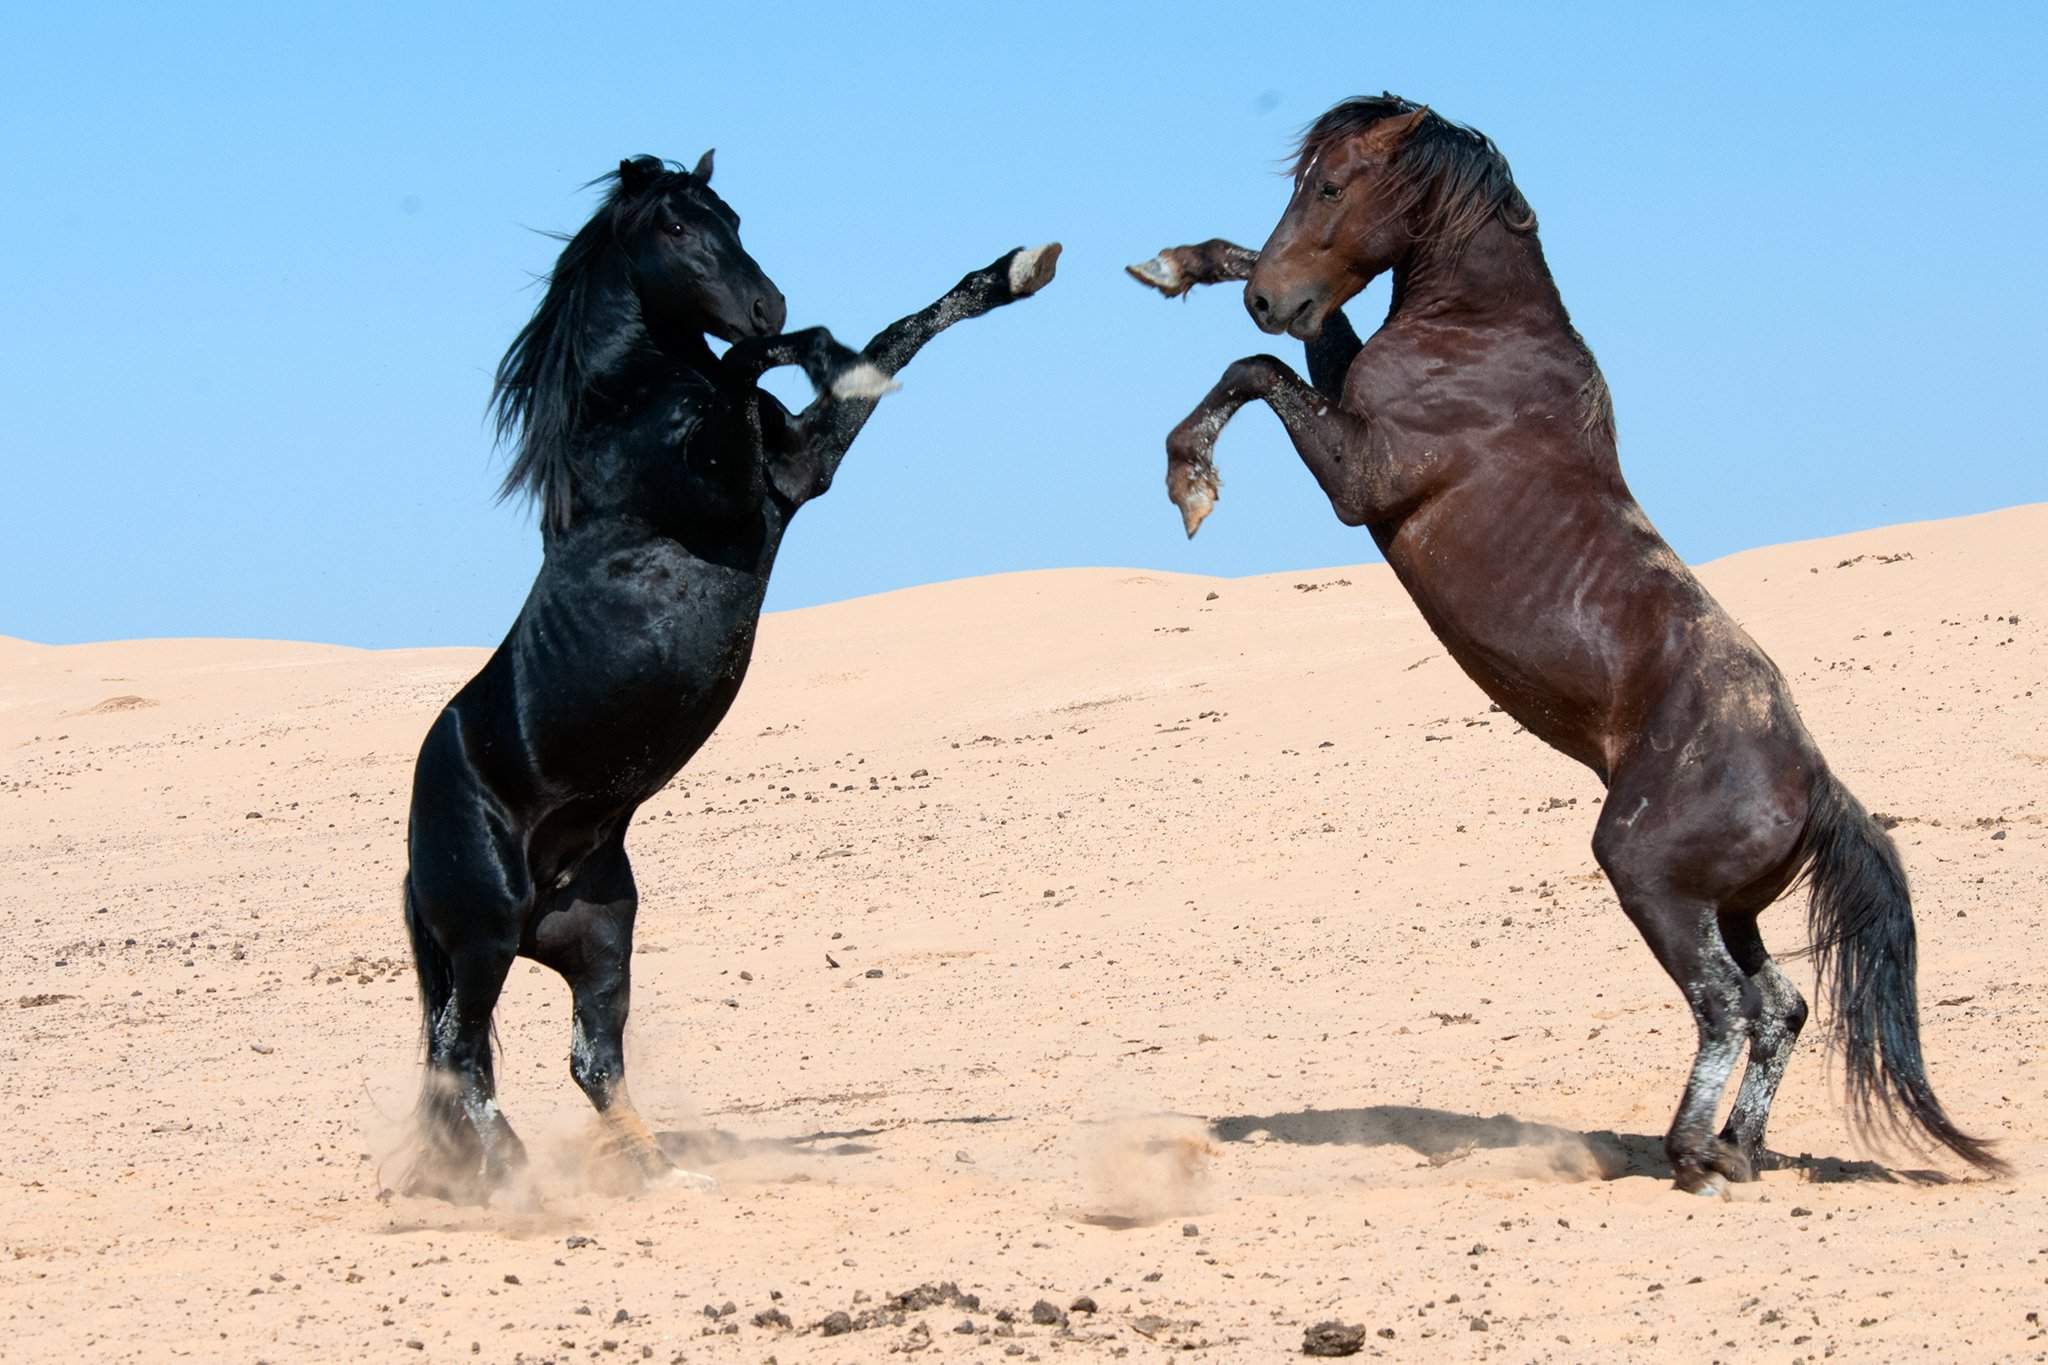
[749,286,787,338]
[1245,282,1325,340]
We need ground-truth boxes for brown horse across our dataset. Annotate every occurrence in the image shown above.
[1129,94,2004,1193]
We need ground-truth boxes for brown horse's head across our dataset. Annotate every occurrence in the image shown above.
[1248,97,1537,339]
[1246,104,1431,339]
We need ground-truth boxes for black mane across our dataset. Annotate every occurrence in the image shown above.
[489,159,694,531]
[1293,94,1536,257]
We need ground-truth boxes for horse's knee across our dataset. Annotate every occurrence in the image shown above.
[1225,354,1285,390]
[1760,963,1809,1037]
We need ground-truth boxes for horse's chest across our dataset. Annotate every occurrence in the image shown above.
[612,567,762,697]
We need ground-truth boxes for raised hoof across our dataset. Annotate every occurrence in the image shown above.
[1125,253,1187,297]
[1007,243,1062,297]
[1167,460,1219,539]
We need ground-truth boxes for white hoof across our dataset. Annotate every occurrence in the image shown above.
[1126,253,1182,294]
[1682,1172,1730,1201]
[656,1166,720,1193]
[830,362,899,401]
[1008,242,1062,296]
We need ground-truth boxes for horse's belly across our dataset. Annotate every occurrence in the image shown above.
[1380,491,1704,773]
[513,556,766,794]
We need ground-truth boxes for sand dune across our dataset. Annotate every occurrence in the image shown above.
[2,504,2043,1361]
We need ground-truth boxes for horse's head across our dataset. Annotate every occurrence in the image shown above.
[1245,103,1432,340]
[614,152,786,343]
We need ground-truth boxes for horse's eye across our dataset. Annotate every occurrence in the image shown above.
[665,222,685,236]
[1319,182,1342,202]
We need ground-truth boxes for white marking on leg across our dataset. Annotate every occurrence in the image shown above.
[570,1014,595,1082]
[431,996,460,1053]
[830,362,899,400]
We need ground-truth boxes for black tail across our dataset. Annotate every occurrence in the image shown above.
[402,876,455,1052]
[1799,772,2007,1174]
[395,876,482,1198]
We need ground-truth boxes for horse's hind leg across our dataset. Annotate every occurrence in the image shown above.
[1716,913,1809,1169]
[1593,741,1805,1195]
[400,716,532,1203]
[403,882,528,1201]
[527,835,714,1193]
[1597,878,1757,1195]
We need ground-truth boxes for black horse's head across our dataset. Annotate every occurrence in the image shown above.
[612,151,785,342]
[493,150,790,529]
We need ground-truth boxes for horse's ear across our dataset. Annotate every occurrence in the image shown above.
[1366,105,1431,153]
[617,155,664,193]
[691,148,715,184]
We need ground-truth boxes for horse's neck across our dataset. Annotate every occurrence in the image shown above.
[564,286,770,547]
[1389,220,1567,330]
[578,270,719,404]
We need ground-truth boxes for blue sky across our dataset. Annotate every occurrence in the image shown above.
[3,3,2043,647]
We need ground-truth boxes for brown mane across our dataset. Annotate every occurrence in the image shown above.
[1293,93,1536,258]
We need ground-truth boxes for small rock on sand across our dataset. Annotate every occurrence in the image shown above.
[1303,1320,1367,1357]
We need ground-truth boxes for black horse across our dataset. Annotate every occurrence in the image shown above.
[401,151,1058,1201]
[1130,96,2003,1191]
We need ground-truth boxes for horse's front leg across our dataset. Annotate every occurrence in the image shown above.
[1129,240,1361,402]
[766,243,1061,505]
[722,326,874,396]
[1125,238,1260,297]
[1165,354,1382,537]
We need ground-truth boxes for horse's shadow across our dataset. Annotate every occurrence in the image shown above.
[1207,1106,1951,1185]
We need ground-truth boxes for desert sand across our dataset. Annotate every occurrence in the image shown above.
[2,504,2044,1362]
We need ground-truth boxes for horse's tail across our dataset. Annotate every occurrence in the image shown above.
[402,876,454,1056]
[1799,769,2007,1174]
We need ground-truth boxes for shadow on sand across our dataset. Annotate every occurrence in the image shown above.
[1207,1106,1952,1185]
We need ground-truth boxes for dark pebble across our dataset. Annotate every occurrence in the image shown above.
[1302,1320,1366,1356]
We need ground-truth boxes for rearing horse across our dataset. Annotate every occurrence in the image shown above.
[1130,95,2002,1192]
[401,151,1058,1201]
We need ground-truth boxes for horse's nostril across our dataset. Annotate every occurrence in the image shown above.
[752,298,770,324]
[1251,293,1271,315]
